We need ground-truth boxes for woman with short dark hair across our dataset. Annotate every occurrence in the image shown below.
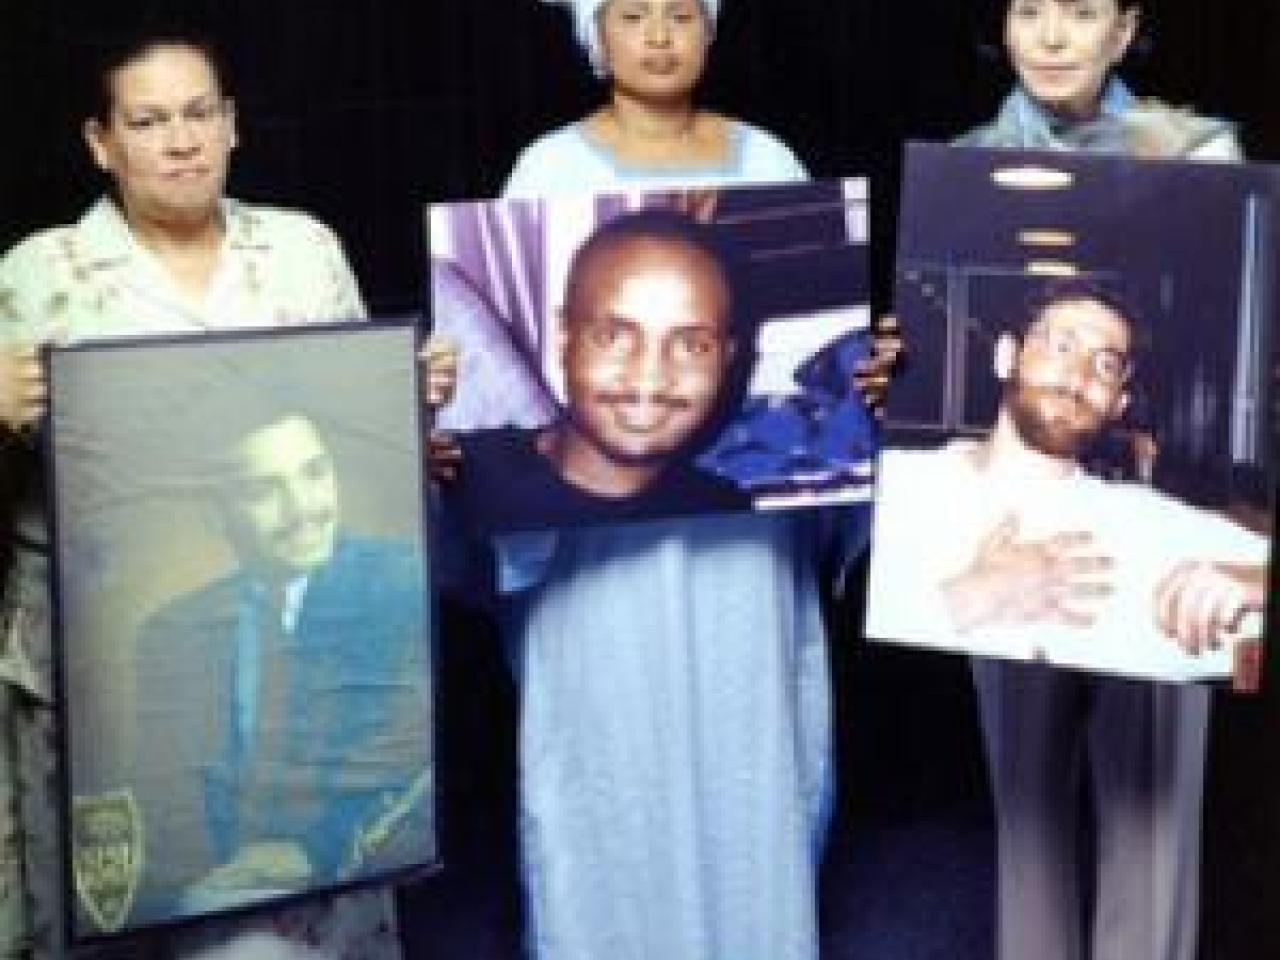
[0,30,396,960]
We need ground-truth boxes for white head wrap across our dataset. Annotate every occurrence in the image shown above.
[544,0,720,77]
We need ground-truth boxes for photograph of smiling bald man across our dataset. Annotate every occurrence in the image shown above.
[453,209,749,531]
[46,323,435,936]
[430,180,875,533]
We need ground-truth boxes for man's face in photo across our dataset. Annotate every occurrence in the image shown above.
[560,234,735,470]
[1002,296,1132,459]
[220,414,339,579]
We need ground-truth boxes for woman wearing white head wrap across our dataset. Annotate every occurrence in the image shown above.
[546,0,720,77]
[488,3,847,960]
[507,0,803,190]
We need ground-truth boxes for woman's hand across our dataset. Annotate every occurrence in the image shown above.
[427,430,462,484]
[420,335,461,483]
[853,315,904,419]
[0,345,46,436]
[419,334,458,409]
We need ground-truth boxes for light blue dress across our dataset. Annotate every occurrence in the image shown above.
[498,119,843,960]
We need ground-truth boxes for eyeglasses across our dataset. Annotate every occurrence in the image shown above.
[113,97,229,140]
[1023,323,1132,386]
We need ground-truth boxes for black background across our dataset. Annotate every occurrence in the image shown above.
[3,1,1278,957]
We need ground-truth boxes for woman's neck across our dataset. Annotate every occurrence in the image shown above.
[126,205,226,302]
[607,89,698,143]
[591,90,727,168]
[1023,79,1117,127]
[1041,97,1104,125]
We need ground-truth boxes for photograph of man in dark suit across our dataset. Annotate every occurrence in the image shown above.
[130,410,431,923]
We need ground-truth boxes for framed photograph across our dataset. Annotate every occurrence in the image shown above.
[867,143,1277,684]
[427,178,876,533]
[47,321,437,941]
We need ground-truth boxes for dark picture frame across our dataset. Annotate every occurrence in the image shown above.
[46,321,438,942]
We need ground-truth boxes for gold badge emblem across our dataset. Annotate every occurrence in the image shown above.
[72,790,143,933]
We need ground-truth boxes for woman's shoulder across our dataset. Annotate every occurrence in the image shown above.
[1120,99,1243,162]
[504,122,603,196]
[951,90,1023,149]
[0,200,119,321]
[0,222,73,280]
[952,120,1006,149]
[718,115,809,180]
[0,198,116,271]
[224,199,345,245]
[512,122,590,161]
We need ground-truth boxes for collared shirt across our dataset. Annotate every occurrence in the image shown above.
[0,195,364,342]
[866,442,1267,682]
